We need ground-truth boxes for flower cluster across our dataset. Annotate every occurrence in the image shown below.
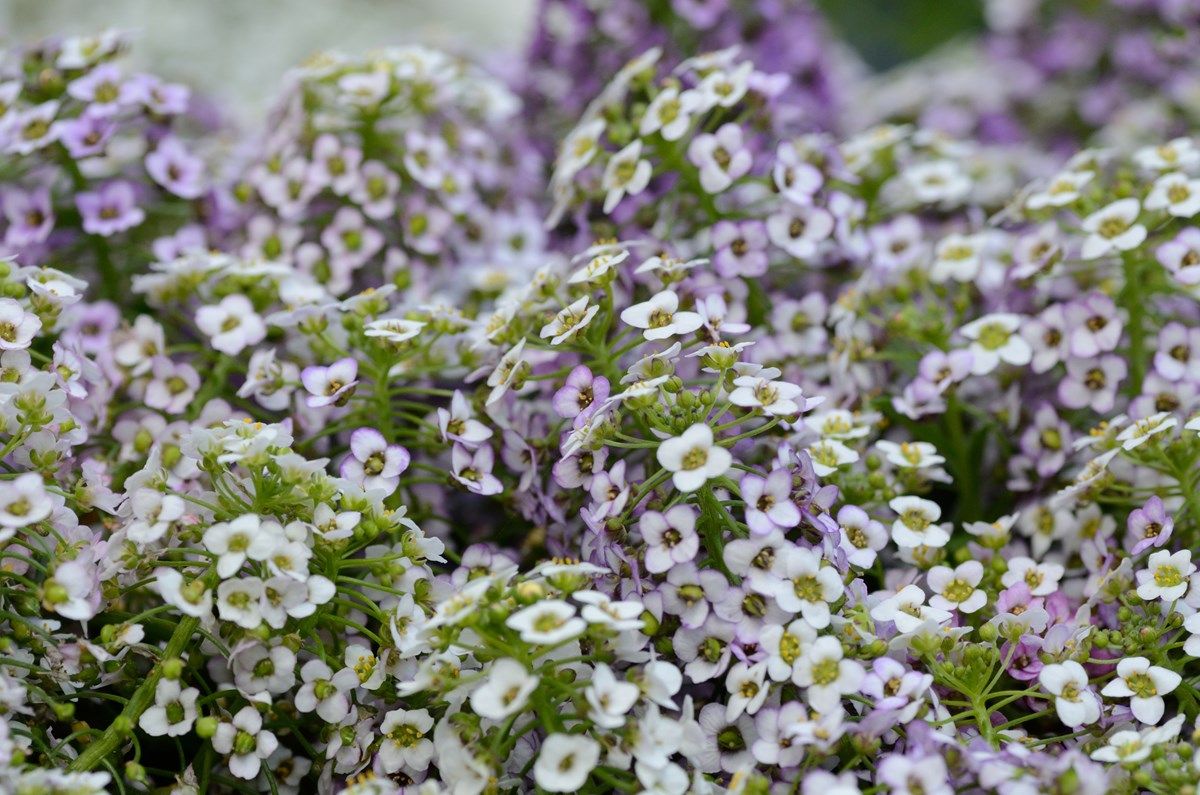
[520,0,846,147]
[0,31,214,303]
[852,0,1200,150]
[7,8,1200,795]
[214,46,547,300]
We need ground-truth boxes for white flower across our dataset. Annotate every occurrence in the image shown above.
[1134,138,1200,172]
[688,123,752,193]
[471,658,538,720]
[888,496,949,548]
[1116,412,1178,451]
[506,600,587,645]
[215,577,265,629]
[1136,549,1194,602]
[540,296,599,346]
[641,86,702,141]
[293,659,358,723]
[1100,656,1181,724]
[1080,198,1146,259]
[930,233,985,283]
[1186,612,1200,657]
[693,61,752,109]
[1026,170,1092,210]
[486,339,528,405]
[875,440,944,470]
[344,644,387,690]
[656,423,732,492]
[378,708,434,772]
[870,584,951,634]
[204,514,285,579]
[959,313,1032,374]
[765,546,842,629]
[760,620,817,682]
[904,160,970,205]
[793,635,864,713]
[1145,172,1200,217]
[195,294,266,355]
[436,390,493,448]
[0,472,52,527]
[0,298,41,350]
[211,706,278,780]
[1038,661,1100,728]
[138,679,199,737]
[620,290,703,341]
[806,409,871,440]
[556,118,605,184]
[575,590,645,631]
[534,733,601,793]
[728,375,815,416]
[155,568,212,618]
[724,661,769,720]
[568,248,629,285]
[1000,557,1063,597]
[1091,715,1187,762]
[586,663,640,728]
[927,561,987,614]
[806,439,859,477]
[363,317,425,344]
[602,140,652,212]
[125,488,186,545]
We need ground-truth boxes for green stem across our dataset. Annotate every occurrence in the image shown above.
[68,614,200,772]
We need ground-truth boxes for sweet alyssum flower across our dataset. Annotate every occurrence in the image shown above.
[656,423,733,492]
[1100,657,1182,725]
[1038,661,1101,728]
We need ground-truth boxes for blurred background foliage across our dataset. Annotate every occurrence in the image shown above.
[0,0,989,116]
[815,0,987,69]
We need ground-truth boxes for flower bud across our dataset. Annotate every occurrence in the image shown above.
[195,716,218,739]
[161,658,185,680]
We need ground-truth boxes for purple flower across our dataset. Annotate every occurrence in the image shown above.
[861,657,932,723]
[2,186,54,248]
[128,73,191,115]
[341,428,411,494]
[741,469,800,536]
[1018,403,1071,479]
[300,357,358,408]
[1158,227,1200,285]
[451,443,503,496]
[640,505,699,574]
[1126,496,1174,555]
[68,63,134,110]
[145,136,206,199]
[76,181,145,237]
[1065,293,1122,358]
[552,367,609,429]
[1154,321,1200,382]
[55,108,116,159]
[711,220,769,277]
[1058,355,1126,413]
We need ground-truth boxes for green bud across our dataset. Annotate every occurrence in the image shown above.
[112,715,134,737]
[640,610,660,636]
[195,716,218,738]
[977,623,998,643]
[161,658,185,680]
[51,702,75,721]
[125,762,148,784]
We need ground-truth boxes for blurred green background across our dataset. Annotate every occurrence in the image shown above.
[815,0,986,69]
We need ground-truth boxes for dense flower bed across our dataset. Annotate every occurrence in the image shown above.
[4,3,1200,793]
